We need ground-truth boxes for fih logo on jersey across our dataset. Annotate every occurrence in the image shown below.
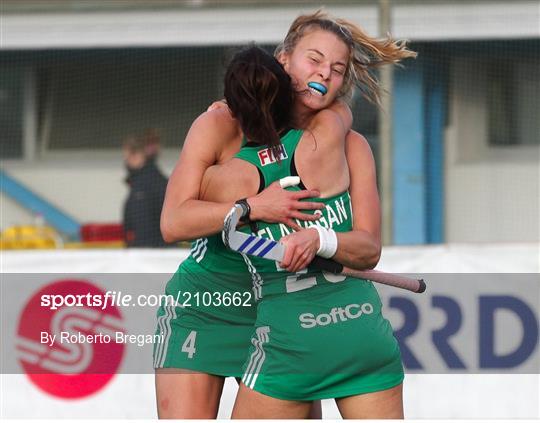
[16,280,125,399]
[258,144,288,166]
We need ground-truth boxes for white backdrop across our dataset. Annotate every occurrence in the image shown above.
[1,244,539,419]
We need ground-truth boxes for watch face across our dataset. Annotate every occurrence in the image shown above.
[236,200,249,218]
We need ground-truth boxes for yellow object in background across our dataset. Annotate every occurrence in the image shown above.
[0,225,62,250]
[63,240,125,249]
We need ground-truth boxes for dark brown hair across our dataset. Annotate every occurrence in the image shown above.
[224,45,294,154]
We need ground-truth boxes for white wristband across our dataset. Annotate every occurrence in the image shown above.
[313,225,338,258]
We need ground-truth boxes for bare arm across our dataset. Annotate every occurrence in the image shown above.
[328,99,353,133]
[279,130,381,271]
[297,108,349,197]
[200,158,326,229]
[160,110,240,242]
[332,131,381,268]
[161,109,324,242]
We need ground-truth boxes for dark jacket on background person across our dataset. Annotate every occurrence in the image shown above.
[123,161,169,247]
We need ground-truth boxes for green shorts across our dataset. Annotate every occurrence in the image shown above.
[153,260,257,377]
[240,279,404,400]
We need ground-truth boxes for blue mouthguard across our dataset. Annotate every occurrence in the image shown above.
[307,82,328,95]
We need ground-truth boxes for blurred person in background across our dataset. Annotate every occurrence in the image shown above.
[122,136,169,248]
[142,127,162,164]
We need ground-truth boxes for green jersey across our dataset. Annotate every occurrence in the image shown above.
[233,129,404,401]
[234,129,355,299]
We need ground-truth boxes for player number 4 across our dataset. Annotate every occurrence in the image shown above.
[181,330,197,358]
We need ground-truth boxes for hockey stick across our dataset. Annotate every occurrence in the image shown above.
[223,204,426,293]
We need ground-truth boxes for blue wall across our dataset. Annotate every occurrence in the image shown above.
[424,62,446,243]
[392,57,446,244]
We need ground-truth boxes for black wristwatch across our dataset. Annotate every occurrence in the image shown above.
[235,198,258,232]
[235,198,251,222]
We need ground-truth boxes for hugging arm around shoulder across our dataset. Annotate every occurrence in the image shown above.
[160,110,241,242]
[331,130,381,269]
